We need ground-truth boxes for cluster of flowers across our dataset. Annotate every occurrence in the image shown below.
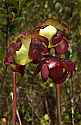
[4,24,75,84]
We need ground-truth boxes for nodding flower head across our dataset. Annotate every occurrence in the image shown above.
[51,31,69,55]
[35,57,75,84]
[36,24,69,56]
[39,25,57,41]
[4,32,31,74]
[4,21,75,79]
[29,34,49,64]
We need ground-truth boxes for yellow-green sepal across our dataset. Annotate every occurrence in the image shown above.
[39,25,57,41]
[15,34,32,65]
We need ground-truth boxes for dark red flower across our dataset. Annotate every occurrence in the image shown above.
[29,34,49,64]
[4,33,31,75]
[35,57,75,84]
[51,31,69,55]
[48,59,68,83]
[4,39,25,75]
[4,23,75,80]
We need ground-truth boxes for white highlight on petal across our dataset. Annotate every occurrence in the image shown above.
[49,62,56,69]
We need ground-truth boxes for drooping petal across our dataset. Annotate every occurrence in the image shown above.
[31,49,40,64]
[36,35,49,47]
[7,40,22,56]
[41,63,49,81]
[4,40,22,65]
[51,32,69,54]
[63,60,75,76]
[55,39,69,54]
[52,31,64,45]
[49,60,68,83]
[29,34,49,64]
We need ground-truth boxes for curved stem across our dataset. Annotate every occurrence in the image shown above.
[56,83,62,125]
[12,72,16,125]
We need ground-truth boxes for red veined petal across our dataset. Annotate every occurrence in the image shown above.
[52,31,64,45]
[55,39,69,54]
[63,60,75,76]
[49,61,68,83]
[4,40,22,65]
[29,34,49,63]
[31,49,40,64]
[51,31,69,54]
[41,63,49,81]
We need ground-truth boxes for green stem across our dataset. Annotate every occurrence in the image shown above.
[12,72,16,125]
[56,83,62,125]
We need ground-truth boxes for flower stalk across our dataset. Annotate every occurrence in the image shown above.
[56,83,62,125]
[12,72,16,125]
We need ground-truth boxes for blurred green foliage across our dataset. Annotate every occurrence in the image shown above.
[0,0,81,125]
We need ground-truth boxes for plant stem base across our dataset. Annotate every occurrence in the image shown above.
[12,72,16,125]
[56,83,62,125]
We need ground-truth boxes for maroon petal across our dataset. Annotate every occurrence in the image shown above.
[52,31,64,45]
[31,34,49,49]
[7,40,22,56]
[29,34,49,63]
[4,40,22,65]
[55,39,69,54]
[31,49,40,64]
[51,31,69,54]
[47,58,68,83]
[37,35,49,47]
[63,60,75,76]
[41,63,49,81]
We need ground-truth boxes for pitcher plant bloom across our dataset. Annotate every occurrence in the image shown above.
[4,32,32,75]
[4,18,76,125]
[34,57,75,83]
[4,24,70,70]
